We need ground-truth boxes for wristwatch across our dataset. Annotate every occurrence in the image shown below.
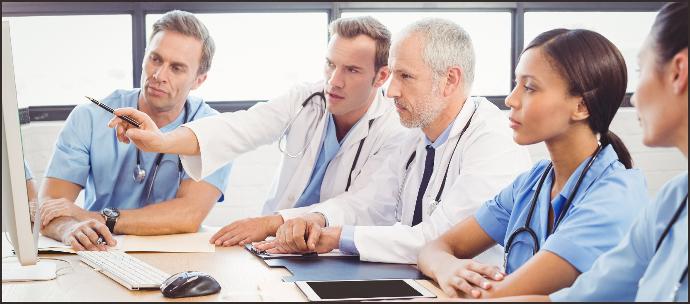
[101,207,120,233]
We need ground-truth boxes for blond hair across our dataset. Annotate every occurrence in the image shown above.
[150,10,215,75]
[329,16,391,71]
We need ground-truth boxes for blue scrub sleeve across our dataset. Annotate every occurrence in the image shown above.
[178,103,233,201]
[550,194,655,301]
[23,160,33,180]
[542,169,648,273]
[44,105,93,187]
[181,162,232,201]
[473,176,521,246]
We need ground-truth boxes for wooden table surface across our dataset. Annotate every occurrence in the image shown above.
[2,237,446,302]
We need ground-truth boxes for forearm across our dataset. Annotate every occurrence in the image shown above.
[478,295,550,302]
[41,216,79,243]
[266,214,285,235]
[162,126,200,155]
[477,252,580,299]
[418,239,458,281]
[26,180,38,203]
[301,212,327,227]
[115,198,213,235]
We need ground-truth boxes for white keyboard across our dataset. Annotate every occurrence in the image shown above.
[77,251,170,290]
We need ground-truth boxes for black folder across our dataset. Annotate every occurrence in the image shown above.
[245,244,425,282]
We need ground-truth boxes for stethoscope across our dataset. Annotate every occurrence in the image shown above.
[133,101,190,202]
[394,100,478,223]
[278,91,326,158]
[658,193,688,300]
[277,90,374,192]
[503,144,604,272]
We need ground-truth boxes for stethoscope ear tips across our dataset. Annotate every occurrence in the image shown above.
[133,165,146,183]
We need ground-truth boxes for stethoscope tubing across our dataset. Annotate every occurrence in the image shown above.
[278,91,326,159]
[133,101,191,191]
[503,144,603,270]
[278,91,372,193]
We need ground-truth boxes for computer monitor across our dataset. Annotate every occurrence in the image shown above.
[2,21,57,282]
[1,20,38,266]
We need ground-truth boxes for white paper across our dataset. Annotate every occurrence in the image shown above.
[36,232,214,253]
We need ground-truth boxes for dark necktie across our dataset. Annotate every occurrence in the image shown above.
[413,145,435,226]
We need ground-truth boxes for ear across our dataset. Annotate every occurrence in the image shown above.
[373,66,390,88]
[443,67,463,97]
[571,97,590,122]
[191,73,208,90]
[669,49,688,95]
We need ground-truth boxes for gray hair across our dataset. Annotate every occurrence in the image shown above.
[150,10,215,75]
[398,18,475,91]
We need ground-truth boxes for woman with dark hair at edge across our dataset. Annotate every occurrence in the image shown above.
[421,2,688,301]
[416,12,653,301]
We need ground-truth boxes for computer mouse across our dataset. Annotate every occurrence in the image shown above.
[160,271,221,298]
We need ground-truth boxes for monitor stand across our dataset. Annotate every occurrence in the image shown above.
[2,260,57,282]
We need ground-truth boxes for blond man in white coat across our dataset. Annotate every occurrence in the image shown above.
[109,16,406,246]
[255,18,532,265]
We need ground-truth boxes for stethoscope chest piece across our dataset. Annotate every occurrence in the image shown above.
[133,164,146,183]
[132,100,190,185]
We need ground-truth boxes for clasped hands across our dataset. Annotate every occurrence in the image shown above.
[210,214,341,254]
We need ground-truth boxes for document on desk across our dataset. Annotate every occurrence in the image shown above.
[123,232,215,253]
[37,234,125,253]
[37,232,215,253]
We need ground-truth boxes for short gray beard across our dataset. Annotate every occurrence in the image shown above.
[399,81,445,129]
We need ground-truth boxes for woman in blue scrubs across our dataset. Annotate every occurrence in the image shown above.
[548,2,688,301]
[455,3,688,302]
[417,28,649,298]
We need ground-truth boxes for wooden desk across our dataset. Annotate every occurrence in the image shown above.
[2,238,446,301]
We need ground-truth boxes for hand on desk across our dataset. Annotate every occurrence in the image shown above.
[253,226,342,254]
[40,198,93,228]
[62,219,117,251]
[210,215,284,247]
[431,258,505,299]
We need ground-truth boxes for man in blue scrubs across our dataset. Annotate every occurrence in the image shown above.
[38,10,232,251]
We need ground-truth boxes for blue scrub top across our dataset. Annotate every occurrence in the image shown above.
[45,89,232,212]
[551,172,687,302]
[291,113,343,209]
[24,160,33,180]
[474,144,648,274]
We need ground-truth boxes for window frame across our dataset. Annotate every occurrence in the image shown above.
[2,1,664,123]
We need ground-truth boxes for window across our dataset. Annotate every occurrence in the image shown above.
[146,12,328,102]
[524,11,657,92]
[341,11,512,96]
[2,15,133,107]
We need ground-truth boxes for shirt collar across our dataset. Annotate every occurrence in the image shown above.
[424,113,457,148]
[531,144,619,198]
[333,88,386,148]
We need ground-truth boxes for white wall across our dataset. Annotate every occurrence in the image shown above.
[20,107,687,227]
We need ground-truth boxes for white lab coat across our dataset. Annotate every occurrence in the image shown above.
[308,97,533,265]
[180,81,406,214]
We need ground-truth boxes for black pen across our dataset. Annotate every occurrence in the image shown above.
[85,96,141,128]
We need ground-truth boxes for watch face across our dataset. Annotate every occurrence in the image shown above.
[103,208,120,218]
